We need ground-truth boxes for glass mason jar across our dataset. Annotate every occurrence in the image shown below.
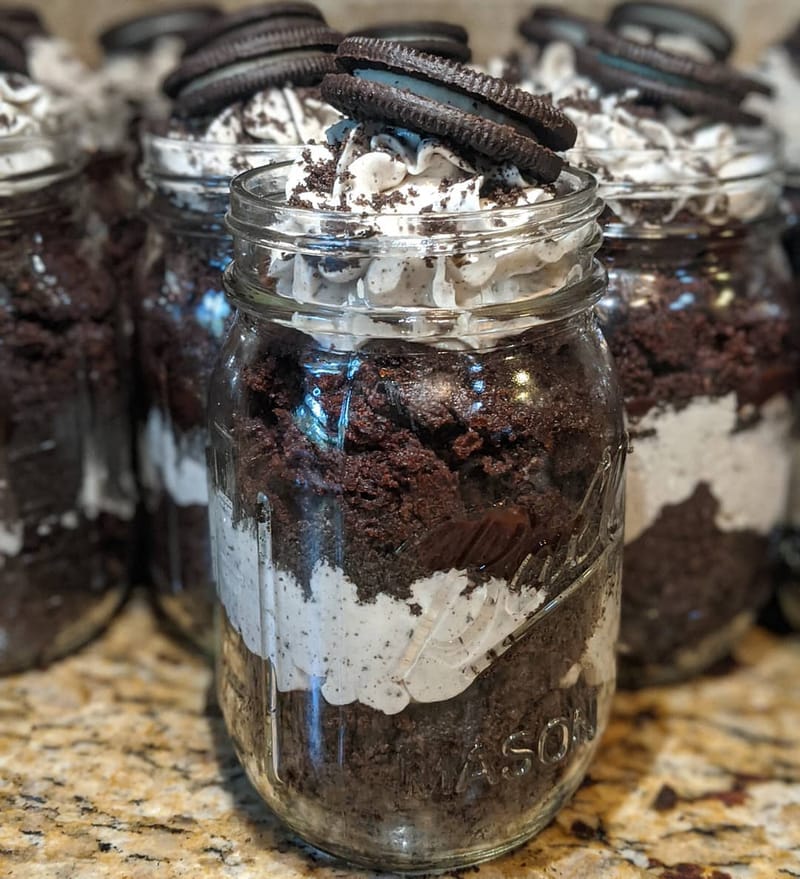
[210,163,626,872]
[136,134,297,651]
[0,134,136,674]
[591,147,797,686]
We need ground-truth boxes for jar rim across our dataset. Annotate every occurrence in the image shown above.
[228,161,601,247]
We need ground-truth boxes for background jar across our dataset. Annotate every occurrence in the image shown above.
[210,163,625,873]
[0,134,136,674]
[136,134,298,651]
[590,144,796,686]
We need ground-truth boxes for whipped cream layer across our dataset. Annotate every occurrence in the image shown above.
[28,35,132,155]
[0,73,79,193]
[626,392,792,545]
[262,121,597,347]
[521,42,779,225]
[213,489,615,716]
[753,46,800,172]
[163,86,341,178]
[139,408,209,508]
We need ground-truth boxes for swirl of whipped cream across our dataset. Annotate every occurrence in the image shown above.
[522,42,781,226]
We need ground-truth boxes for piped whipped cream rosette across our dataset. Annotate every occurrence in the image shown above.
[236,36,604,350]
[515,3,780,227]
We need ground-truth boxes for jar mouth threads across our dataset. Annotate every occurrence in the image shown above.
[228,160,601,247]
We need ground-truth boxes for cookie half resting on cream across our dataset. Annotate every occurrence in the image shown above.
[513,3,777,226]
[159,7,343,154]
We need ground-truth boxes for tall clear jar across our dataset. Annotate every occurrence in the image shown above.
[0,135,136,674]
[592,148,797,686]
[210,164,625,872]
[136,134,296,651]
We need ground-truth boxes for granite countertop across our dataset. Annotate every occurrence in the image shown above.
[1,596,799,879]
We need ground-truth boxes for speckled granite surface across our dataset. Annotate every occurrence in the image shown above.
[0,596,799,879]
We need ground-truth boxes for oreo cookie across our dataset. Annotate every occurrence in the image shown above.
[321,37,577,182]
[576,28,770,125]
[518,6,601,48]
[99,6,222,55]
[608,2,734,62]
[164,24,342,117]
[183,2,326,54]
[349,22,471,62]
[0,32,28,75]
[785,21,800,60]
[0,7,46,39]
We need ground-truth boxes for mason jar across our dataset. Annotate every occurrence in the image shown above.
[209,163,625,872]
[591,146,796,686]
[0,134,136,674]
[136,134,297,650]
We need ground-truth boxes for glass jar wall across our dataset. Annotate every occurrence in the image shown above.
[136,135,296,650]
[210,164,625,872]
[0,135,135,674]
[593,149,797,686]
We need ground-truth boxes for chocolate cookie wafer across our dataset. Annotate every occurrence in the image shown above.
[785,20,800,59]
[164,24,342,117]
[0,32,28,75]
[322,37,577,181]
[518,6,601,49]
[0,6,46,39]
[100,6,222,55]
[350,21,471,62]
[183,2,326,54]
[575,27,770,125]
[608,1,734,61]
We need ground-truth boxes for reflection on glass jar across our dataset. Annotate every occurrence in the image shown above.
[593,145,797,686]
[136,134,297,650]
[777,172,800,630]
[0,135,136,674]
[209,164,625,872]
